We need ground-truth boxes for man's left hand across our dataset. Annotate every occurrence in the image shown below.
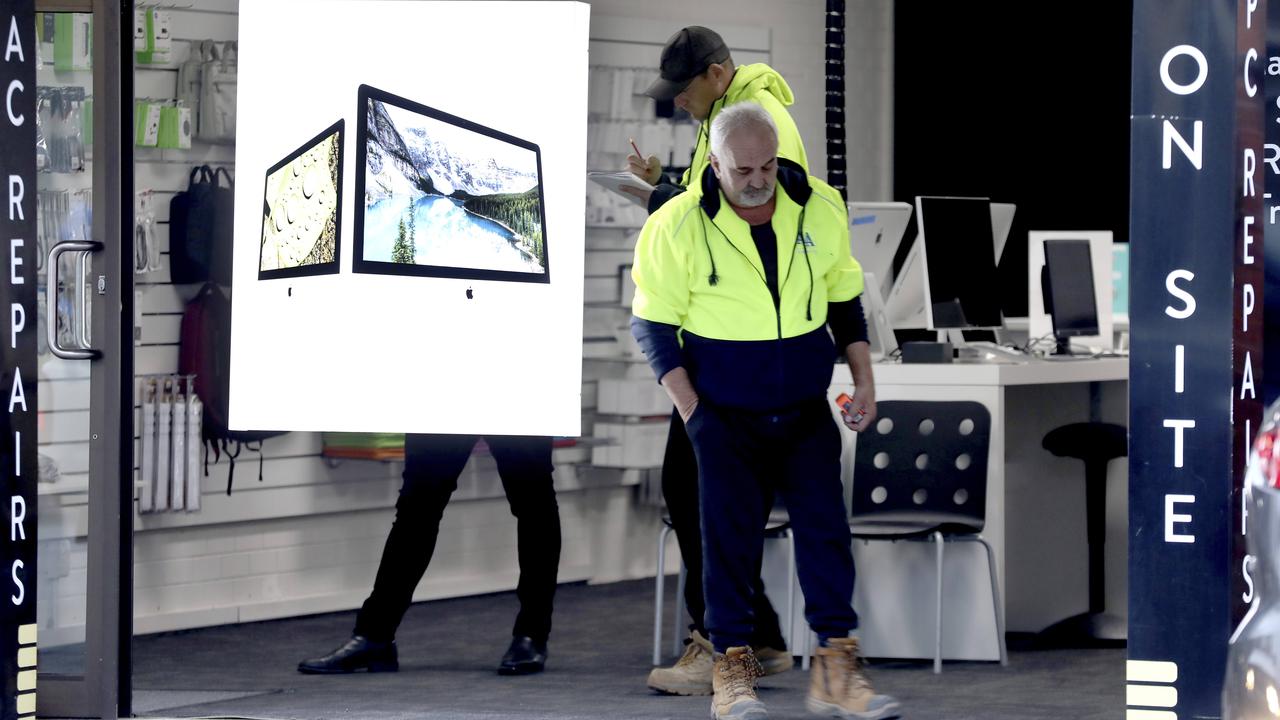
[840,387,876,433]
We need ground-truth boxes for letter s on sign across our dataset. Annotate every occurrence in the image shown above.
[1166,269,1196,319]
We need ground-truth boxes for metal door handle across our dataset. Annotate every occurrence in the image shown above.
[76,251,91,349]
[47,240,103,360]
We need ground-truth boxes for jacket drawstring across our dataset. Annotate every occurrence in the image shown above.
[701,217,720,285]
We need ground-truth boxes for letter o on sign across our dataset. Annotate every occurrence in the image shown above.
[1160,44,1209,96]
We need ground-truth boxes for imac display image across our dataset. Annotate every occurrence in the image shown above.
[354,85,549,283]
[258,120,344,280]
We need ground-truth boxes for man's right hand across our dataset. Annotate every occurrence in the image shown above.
[659,367,700,425]
[677,398,699,425]
[627,153,663,185]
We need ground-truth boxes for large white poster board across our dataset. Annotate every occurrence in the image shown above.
[230,0,588,435]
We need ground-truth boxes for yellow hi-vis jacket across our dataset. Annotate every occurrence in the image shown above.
[680,63,809,191]
[632,160,863,412]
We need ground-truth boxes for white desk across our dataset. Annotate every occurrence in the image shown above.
[768,357,1128,661]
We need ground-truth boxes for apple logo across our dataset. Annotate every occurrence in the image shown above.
[465,286,474,299]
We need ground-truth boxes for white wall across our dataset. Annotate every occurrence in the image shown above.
[35,0,896,645]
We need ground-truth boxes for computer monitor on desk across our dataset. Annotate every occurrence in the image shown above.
[884,198,1014,333]
[1042,239,1100,356]
[1027,231,1114,352]
[848,201,913,302]
[920,196,1004,329]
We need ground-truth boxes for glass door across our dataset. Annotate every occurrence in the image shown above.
[34,0,130,717]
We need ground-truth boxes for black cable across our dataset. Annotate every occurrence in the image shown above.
[825,0,847,198]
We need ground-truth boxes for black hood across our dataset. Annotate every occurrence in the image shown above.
[698,157,812,219]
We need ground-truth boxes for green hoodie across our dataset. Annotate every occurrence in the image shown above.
[678,62,809,191]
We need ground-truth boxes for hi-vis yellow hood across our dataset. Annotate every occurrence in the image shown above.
[726,63,797,107]
[679,63,809,191]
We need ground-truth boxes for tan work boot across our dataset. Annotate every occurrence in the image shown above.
[806,637,901,719]
[647,630,714,695]
[753,645,793,676]
[711,646,768,719]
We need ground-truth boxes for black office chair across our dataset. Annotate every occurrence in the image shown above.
[839,400,1008,674]
[1039,421,1128,645]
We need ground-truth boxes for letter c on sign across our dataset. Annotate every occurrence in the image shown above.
[1246,48,1259,98]
[5,80,22,127]
[1161,45,1209,96]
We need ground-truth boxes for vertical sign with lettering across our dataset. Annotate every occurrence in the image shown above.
[0,3,35,719]
[1129,0,1265,717]
[1234,0,1266,631]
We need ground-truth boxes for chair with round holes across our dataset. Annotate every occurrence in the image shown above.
[813,400,1007,674]
[1038,421,1128,644]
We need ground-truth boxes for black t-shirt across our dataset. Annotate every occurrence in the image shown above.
[749,222,781,307]
[746,219,868,350]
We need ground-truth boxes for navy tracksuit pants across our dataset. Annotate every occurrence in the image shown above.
[685,397,858,653]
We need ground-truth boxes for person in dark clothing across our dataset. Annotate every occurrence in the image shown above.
[297,434,560,676]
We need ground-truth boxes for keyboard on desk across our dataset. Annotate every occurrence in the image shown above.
[957,342,1031,364]
[1041,353,1101,362]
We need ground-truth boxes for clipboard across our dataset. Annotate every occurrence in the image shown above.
[588,171,654,207]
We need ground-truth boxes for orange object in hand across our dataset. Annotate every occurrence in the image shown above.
[836,393,865,424]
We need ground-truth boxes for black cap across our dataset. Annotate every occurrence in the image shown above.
[645,26,731,101]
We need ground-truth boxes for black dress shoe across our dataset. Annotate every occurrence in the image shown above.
[498,635,547,675]
[297,635,398,674]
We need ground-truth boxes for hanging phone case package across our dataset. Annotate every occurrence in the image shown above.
[135,8,171,65]
[186,396,202,511]
[134,101,160,148]
[139,394,156,512]
[155,395,171,511]
[132,8,146,53]
[37,13,53,67]
[53,13,91,72]
[157,105,191,150]
[170,390,186,511]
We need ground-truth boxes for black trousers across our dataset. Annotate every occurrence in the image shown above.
[686,399,857,652]
[354,434,561,644]
[663,410,787,650]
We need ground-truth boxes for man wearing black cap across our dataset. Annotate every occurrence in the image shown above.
[627,25,810,697]
[626,25,808,213]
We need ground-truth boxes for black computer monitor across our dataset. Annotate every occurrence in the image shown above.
[1041,238,1100,355]
[916,196,1003,330]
